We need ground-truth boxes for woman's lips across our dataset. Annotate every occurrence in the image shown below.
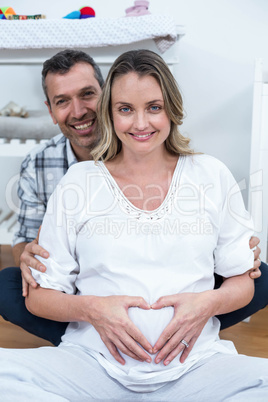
[129,131,156,141]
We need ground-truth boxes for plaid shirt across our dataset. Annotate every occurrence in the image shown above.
[13,133,77,246]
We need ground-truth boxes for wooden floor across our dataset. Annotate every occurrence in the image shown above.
[0,245,267,356]
[0,245,53,348]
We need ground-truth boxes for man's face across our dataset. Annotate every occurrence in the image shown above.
[45,62,102,161]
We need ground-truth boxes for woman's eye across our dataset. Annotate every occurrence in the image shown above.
[150,105,160,111]
[120,107,131,113]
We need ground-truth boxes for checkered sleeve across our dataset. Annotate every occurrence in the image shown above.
[12,155,46,245]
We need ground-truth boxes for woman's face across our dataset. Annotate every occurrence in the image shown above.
[111,72,171,157]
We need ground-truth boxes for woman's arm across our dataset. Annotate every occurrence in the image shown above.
[209,269,255,315]
[26,286,153,365]
[151,270,254,365]
[26,286,89,322]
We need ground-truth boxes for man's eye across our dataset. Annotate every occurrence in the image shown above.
[84,91,94,97]
[56,99,65,106]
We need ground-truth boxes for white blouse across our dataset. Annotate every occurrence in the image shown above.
[32,154,254,392]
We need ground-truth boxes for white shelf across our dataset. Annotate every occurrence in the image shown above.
[0,16,184,52]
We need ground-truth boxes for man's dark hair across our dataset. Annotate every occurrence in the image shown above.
[42,49,104,106]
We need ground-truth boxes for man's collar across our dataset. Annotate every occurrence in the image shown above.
[66,139,78,167]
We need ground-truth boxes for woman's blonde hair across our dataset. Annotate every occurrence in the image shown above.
[92,49,195,161]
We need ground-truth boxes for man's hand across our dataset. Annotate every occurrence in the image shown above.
[249,236,261,279]
[20,228,49,297]
[151,292,213,366]
[81,295,153,365]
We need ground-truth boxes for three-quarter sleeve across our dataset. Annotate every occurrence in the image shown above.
[214,164,254,277]
[30,174,83,294]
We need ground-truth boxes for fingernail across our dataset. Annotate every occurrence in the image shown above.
[42,252,49,258]
[149,349,153,354]
[164,360,170,366]
[155,358,160,364]
[146,358,151,363]
[40,266,46,272]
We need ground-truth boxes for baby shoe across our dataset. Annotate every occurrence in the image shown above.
[125,0,150,17]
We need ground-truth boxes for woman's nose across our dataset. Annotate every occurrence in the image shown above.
[133,112,149,131]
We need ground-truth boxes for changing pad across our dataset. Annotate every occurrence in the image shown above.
[0,15,183,53]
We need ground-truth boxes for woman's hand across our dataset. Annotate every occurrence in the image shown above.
[151,292,214,365]
[85,295,153,365]
[26,288,153,366]
[20,227,49,297]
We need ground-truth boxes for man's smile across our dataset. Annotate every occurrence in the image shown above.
[70,118,96,133]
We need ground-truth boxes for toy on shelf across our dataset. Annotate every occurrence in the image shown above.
[125,1,150,17]
[80,6,95,19]
[0,6,15,19]
[0,7,46,20]
[63,10,81,19]
[0,101,28,118]
[8,14,45,20]
[64,6,95,19]
[0,6,15,15]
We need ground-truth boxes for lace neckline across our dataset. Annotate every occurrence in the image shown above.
[98,156,185,221]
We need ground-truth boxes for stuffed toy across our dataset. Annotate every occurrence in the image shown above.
[0,101,28,118]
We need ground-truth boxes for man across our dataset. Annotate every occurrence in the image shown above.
[1,49,104,346]
[0,49,267,353]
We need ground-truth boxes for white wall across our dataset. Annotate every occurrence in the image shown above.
[3,0,268,199]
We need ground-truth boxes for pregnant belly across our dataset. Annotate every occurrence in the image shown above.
[128,306,174,346]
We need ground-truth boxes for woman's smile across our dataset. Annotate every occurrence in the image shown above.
[129,131,157,141]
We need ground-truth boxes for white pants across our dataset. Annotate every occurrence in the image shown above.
[0,344,268,401]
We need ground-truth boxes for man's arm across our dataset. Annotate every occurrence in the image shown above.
[13,154,45,248]
[26,287,153,365]
[19,235,261,278]
[18,235,262,297]
[12,153,50,295]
